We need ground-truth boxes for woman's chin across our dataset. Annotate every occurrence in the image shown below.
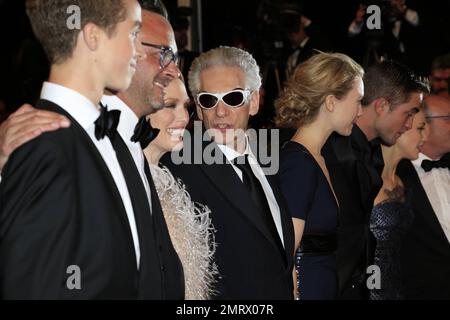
[170,141,184,152]
[336,126,353,137]
[405,150,419,161]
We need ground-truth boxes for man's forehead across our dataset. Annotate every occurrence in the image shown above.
[428,99,450,114]
[200,66,245,86]
[394,92,423,111]
[140,10,175,45]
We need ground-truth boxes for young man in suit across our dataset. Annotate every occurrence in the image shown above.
[322,60,429,299]
[161,46,295,300]
[397,95,450,299]
[0,0,184,299]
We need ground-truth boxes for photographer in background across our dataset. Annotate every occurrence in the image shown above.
[282,7,331,80]
[348,0,420,67]
[253,1,332,129]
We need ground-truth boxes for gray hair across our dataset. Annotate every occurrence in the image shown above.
[188,46,262,96]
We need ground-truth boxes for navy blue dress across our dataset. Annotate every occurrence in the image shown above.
[279,141,339,300]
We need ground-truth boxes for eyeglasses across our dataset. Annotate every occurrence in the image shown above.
[426,114,450,121]
[141,42,178,69]
[196,89,252,109]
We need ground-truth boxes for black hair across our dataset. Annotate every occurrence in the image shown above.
[362,60,430,108]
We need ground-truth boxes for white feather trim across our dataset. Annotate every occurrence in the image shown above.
[150,164,218,300]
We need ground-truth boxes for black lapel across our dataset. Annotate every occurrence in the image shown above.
[36,99,137,262]
[198,141,285,258]
[397,160,449,242]
[146,164,165,226]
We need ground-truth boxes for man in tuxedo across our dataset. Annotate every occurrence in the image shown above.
[397,95,450,299]
[0,0,184,299]
[282,8,331,81]
[322,60,428,299]
[161,46,295,300]
[100,1,185,300]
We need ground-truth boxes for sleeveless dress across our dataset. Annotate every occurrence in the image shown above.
[369,187,413,300]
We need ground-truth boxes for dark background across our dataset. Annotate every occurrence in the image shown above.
[0,0,449,114]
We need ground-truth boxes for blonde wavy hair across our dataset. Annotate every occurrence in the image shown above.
[275,52,364,128]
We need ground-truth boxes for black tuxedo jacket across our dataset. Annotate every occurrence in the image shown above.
[161,137,295,300]
[322,126,383,299]
[397,160,450,299]
[0,99,183,299]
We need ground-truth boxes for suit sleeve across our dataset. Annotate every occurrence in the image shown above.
[160,151,205,204]
[0,136,75,299]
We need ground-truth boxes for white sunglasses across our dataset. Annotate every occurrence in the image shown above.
[196,89,252,109]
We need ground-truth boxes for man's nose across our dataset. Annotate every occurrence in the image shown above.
[162,61,181,79]
[404,116,414,130]
[215,101,228,117]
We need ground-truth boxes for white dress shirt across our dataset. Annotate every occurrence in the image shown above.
[40,82,141,267]
[217,138,285,247]
[101,95,152,210]
[412,153,450,243]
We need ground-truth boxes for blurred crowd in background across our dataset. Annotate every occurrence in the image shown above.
[0,0,449,126]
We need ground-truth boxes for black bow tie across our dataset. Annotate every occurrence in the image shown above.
[421,158,450,172]
[131,116,160,149]
[94,104,121,140]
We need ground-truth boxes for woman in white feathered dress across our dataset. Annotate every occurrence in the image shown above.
[144,77,217,300]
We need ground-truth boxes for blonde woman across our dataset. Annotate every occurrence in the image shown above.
[276,52,364,299]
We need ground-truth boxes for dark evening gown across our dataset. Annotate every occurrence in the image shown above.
[279,141,339,300]
[369,187,413,300]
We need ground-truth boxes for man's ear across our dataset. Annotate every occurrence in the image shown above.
[374,97,390,116]
[248,90,260,116]
[196,104,203,120]
[82,22,101,51]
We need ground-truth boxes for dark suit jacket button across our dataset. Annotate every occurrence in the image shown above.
[161,264,165,271]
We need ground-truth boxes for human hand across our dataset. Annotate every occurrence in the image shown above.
[0,103,70,172]
[390,0,407,16]
[355,4,367,24]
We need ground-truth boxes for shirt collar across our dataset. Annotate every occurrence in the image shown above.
[300,37,310,48]
[40,81,99,129]
[217,135,258,163]
[101,95,140,144]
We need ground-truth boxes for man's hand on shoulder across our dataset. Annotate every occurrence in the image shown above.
[0,103,70,173]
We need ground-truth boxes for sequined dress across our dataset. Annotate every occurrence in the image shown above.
[369,187,413,300]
